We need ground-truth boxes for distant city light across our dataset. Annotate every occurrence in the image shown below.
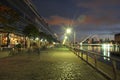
[35,37,39,40]
[40,39,43,42]
[45,39,47,42]
[53,42,56,44]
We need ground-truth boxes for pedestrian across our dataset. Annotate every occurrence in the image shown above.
[32,42,40,55]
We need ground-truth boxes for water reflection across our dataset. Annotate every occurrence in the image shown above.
[80,44,120,61]
[102,44,110,60]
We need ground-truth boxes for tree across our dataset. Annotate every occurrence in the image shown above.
[39,32,47,39]
[23,24,39,39]
[46,34,53,43]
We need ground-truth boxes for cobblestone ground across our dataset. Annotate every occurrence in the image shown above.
[0,47,107,80]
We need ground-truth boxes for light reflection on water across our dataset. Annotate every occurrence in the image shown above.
[79,44,120,69]
[102,44,110,60]
[80,44,120,61]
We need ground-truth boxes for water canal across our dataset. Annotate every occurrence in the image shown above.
[80,44,120,69]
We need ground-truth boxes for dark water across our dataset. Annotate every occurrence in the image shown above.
[80,44,120,69]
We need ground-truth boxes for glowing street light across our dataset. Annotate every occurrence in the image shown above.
[63,36,68,44]
[66,28,71,34]
[62,28,72,45]
[66,28,76,45]
[65,36,68,39]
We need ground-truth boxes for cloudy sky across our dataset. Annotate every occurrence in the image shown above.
[31,0,120,41]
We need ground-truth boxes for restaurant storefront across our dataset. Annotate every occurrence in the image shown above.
[0,32,25,48]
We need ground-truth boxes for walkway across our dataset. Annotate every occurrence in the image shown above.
[0,47,107,80]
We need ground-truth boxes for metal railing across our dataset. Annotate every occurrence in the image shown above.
[68,46,120,80]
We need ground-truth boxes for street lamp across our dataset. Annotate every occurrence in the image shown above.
[64,28,76,46]
[73,32,76,46]
[62,28,71,45]
[63,36,68,44]
[65,36,68,39]
[62,28,75,45]
[66,28,71,34]
[66,28,76,46]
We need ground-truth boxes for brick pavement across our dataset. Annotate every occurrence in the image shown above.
[0,51,9,58]
[0,47,107,80]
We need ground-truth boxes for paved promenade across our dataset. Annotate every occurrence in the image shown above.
[0,47,107,80]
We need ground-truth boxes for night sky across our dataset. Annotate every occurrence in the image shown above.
[31,0,120,41]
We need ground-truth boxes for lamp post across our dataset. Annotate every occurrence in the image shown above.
[66,28,76,46]
[62,28,71,45]
[63,28,76,47]
[74,32,76,46]
[66,28,71,45]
